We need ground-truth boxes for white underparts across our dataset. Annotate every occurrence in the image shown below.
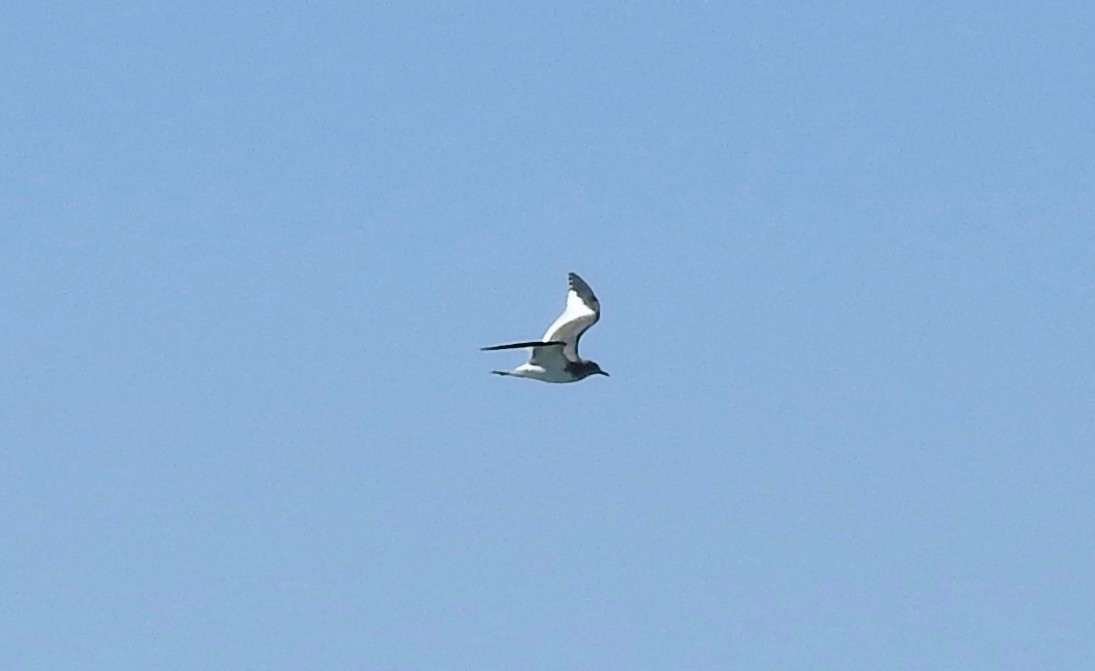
[506,363,577,384]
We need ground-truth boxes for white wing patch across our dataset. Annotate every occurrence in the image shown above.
[542,273,600,360]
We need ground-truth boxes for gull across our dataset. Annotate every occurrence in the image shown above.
[481,272,609,383]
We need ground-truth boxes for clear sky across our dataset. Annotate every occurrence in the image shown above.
[2,3,1093,669]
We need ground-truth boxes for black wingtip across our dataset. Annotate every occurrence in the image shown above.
[481,340,567,351]
[566,272,599,310]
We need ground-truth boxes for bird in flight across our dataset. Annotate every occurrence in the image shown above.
[482,272,609,383]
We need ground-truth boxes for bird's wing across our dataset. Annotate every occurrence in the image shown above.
[480,340,570,370]
[542,272,601,360]
[527,341,570,369]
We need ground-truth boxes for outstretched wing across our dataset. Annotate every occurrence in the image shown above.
[542,272,601,360]
[527,341,570,369]
[480,340,570,371]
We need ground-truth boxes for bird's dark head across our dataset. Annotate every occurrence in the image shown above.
[585,361,610,378]
[566,359,609,380]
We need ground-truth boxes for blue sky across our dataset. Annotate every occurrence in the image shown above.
[2,2,1093,669]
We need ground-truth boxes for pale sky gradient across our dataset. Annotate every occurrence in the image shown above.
[2,3,1094,669]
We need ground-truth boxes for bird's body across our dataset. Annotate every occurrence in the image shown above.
[482,273,608,383]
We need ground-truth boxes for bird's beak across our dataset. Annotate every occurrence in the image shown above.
[599,371,610,376]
